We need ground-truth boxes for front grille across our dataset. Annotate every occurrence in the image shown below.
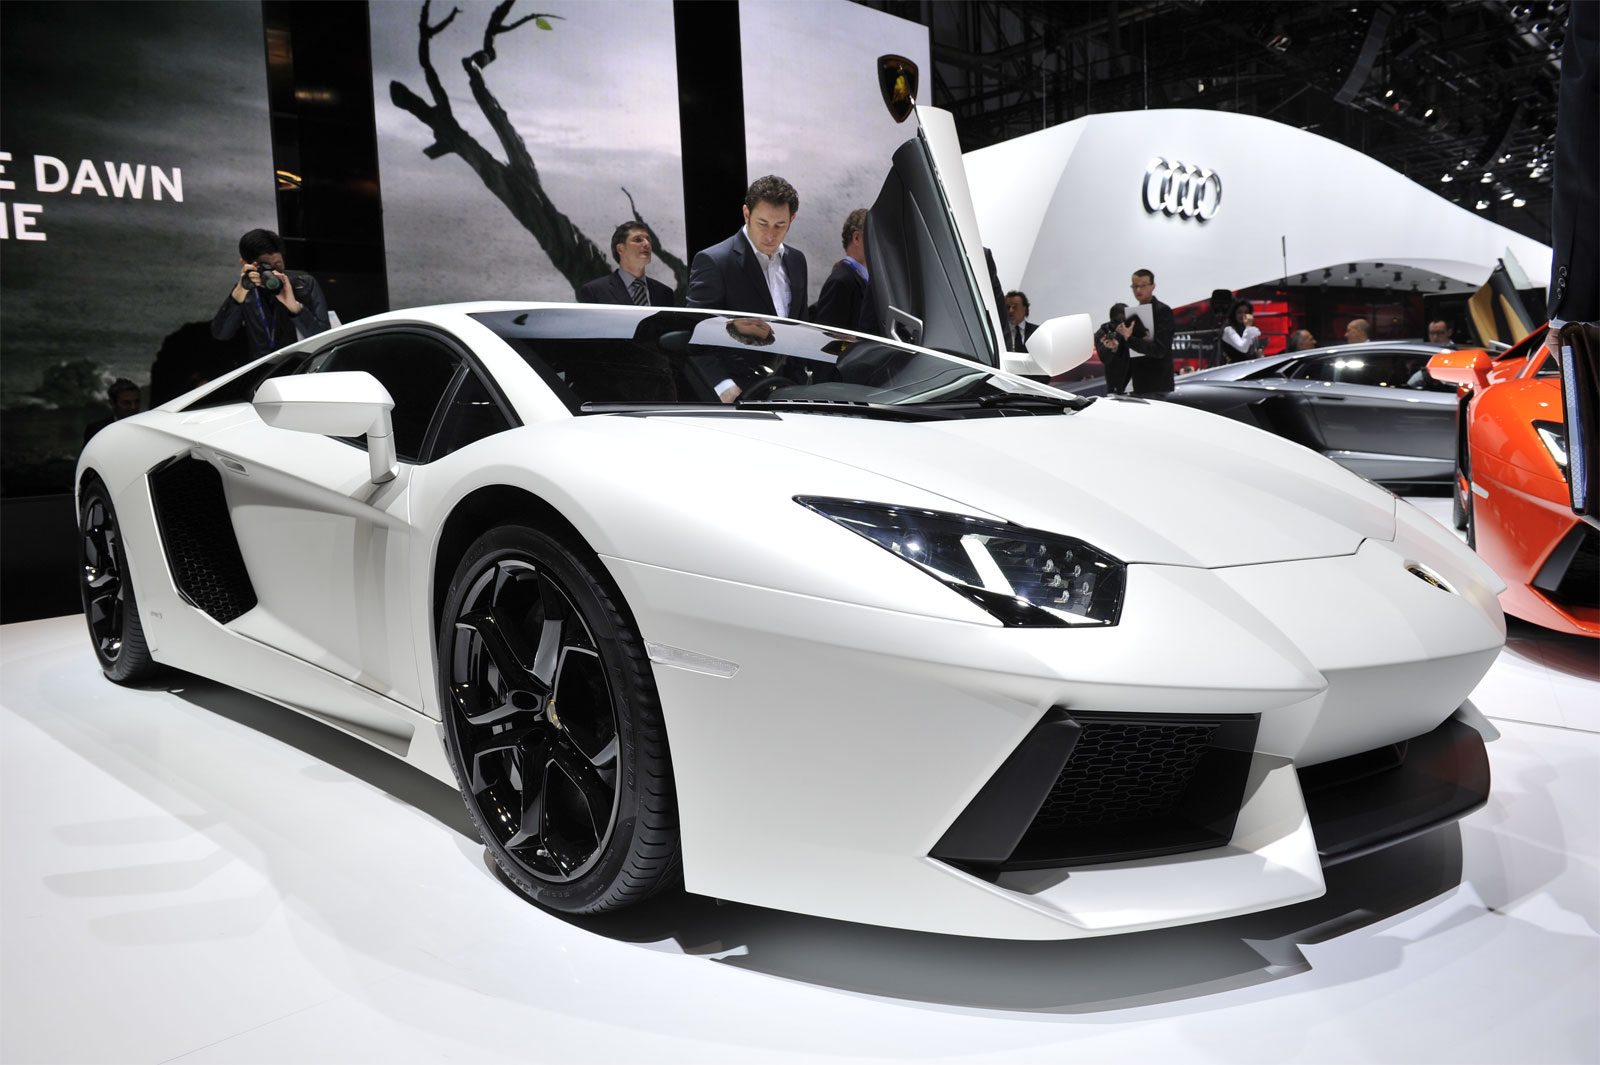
[932,710,1259,872]
[148,456,257,624]
[1028,721,1219,828]
[1540,523,1599,610]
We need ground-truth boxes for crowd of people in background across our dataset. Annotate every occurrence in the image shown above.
[85,173,1488,443]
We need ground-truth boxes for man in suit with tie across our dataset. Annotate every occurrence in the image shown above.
[577,222,676,307]
[686,175,809,323]
[1004,291,1038,353]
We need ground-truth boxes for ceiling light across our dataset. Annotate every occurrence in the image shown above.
[1424,107,1436,118]
[1375,262,1384,268]
[1458,159,1471,169]
[1323,268,1333,280]
[1481,173,1494,183]
[1384,88,1395,98]
[1513,197,1527,207]
[1197,79,1206,93]
[1499,190,1515,201]
[1499,154,1512,163]
[1439,280,1447,291]
[1348,263,1357,273]
[1475,200,1489,210]
[1441,173,1454,183]
[1394,271,1402,282]
[1356,278,1365,287]
[1299,273,1308,283]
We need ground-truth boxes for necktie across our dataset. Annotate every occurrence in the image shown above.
[630,277,649,306]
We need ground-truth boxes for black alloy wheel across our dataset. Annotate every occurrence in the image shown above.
[78,477,160,683]
[439,525,678,914]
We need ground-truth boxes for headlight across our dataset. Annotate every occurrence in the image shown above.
[1533,420,1568,470]
[797,497,1125,626]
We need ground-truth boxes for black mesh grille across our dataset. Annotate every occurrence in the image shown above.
[148,457,258,624]
[1005,712,1259,868]
[1551,524,1599,610]
[1030,722,1219,829]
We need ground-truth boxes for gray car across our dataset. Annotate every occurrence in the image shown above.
[1122,342,1462,489]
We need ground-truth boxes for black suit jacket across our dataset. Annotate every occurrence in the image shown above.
[577,269,675,308]
[811,260,866,330]
[1005,320,1038,353]
[686,230,808,319]
[1125,298,1176,393]
[1548,1,1597,324]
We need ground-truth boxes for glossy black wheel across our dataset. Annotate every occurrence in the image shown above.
[78,477,159,683]
[439,525,678,913]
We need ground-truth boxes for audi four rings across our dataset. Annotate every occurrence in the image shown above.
[1143,156,1223,220]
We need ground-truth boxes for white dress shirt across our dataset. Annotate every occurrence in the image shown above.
[742,229,791,318]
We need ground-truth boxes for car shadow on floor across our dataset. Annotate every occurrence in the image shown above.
[549,829,1469,1013]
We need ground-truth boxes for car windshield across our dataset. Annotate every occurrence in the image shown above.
[471,307,1076,414]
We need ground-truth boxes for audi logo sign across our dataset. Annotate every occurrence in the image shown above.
[1142,157,1223,221]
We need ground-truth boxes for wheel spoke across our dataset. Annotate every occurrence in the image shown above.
[548,735,614,838]
[550,647,616,765]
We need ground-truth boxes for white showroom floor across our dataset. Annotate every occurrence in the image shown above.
[3,510,1597,1063]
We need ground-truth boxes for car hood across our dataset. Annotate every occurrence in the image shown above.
[669,398,1396,568]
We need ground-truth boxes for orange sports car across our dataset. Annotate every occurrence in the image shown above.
[1429,327,1597,636]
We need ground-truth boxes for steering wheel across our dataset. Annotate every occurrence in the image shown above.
[738,374,791,401]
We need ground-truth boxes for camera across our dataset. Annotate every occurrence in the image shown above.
[242,262,283,294]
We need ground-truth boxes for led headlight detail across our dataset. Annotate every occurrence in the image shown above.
[1533,420,1568,470]
[797,497,1126,626]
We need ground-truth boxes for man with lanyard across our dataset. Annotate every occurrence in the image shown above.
[211,228,331,358]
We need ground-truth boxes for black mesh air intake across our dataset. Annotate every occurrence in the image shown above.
[1533,522,1599,611]
[933,710,1259,871]
[148,456,258,624]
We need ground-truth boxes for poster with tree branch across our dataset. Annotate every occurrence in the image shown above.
[370,0,687,310]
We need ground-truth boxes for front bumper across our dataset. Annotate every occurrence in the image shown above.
[603,511,1503,939]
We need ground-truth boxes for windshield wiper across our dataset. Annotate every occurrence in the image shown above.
[578,399,953,421]
[733,398,956,420]
[927,393,1096,413]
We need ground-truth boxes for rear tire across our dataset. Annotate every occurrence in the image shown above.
[78,477,161,684]
[438,524,679,914]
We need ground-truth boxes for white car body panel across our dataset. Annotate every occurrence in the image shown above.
[76,302,1506,939]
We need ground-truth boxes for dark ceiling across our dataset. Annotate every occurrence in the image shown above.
[855,0,1568,245]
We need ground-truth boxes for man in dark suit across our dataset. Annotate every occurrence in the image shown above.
[811,209,868,330]
[1117,268,1176,394]
[1004,291,1038,352]
[687,175,808,322]
[577,221,675,307]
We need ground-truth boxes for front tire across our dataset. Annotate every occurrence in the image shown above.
[78,476,160,684]
[438,525,679,914]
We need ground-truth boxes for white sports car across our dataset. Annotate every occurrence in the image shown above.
[74,113,1505,941]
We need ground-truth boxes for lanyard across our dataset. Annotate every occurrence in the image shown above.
[253,291,277,351]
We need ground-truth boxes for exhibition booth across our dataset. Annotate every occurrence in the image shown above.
[0,1,1595,1062]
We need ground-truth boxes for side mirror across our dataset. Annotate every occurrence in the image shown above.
[1000,313,1094,379]
[1426,348,1493,393]
[253,371,398,484]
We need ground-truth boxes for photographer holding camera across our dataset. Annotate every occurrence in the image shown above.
[211,228,330,358]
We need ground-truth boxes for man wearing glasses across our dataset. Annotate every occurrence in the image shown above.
[1114,268,1175,394]
[1427,320,1457,347]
